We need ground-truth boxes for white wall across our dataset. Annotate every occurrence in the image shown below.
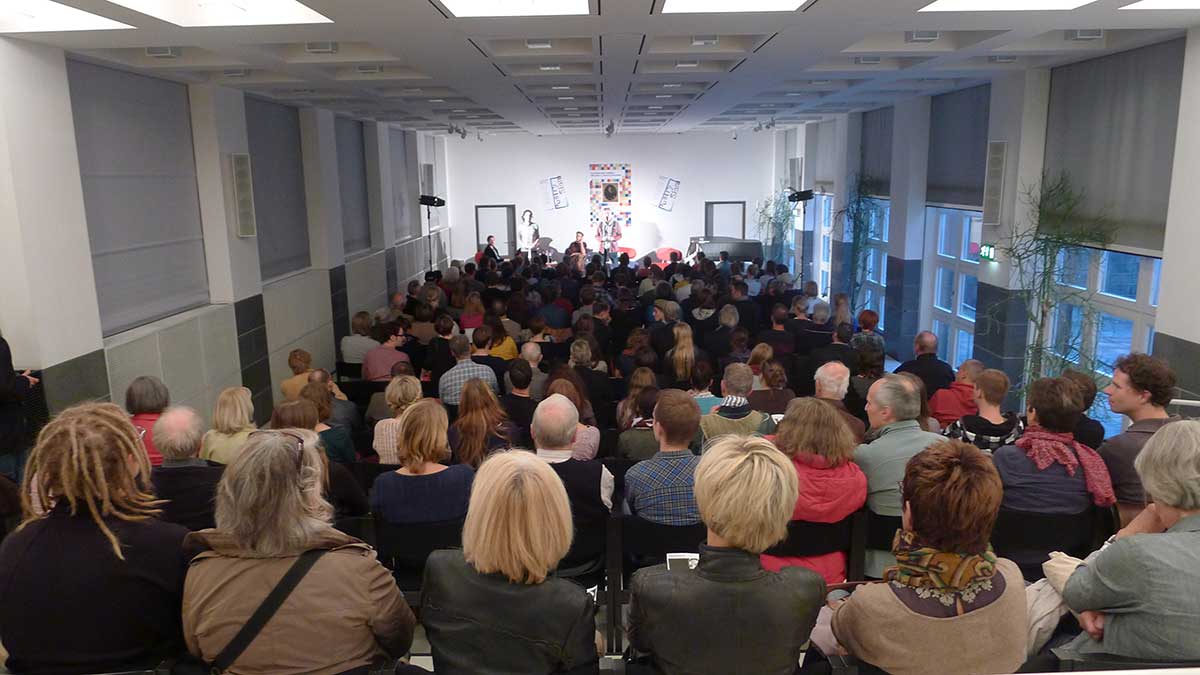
[264,269,334,401]
[346,249,388,317]
[444,132,777,261]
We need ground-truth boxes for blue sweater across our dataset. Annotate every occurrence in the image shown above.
[370,464,475,524]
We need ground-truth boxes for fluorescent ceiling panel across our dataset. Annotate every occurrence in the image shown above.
[662,0,802,12]
[104,0,331,26]
[441,0,590,17]
[1,0,133,32]
[1120,0,1200,7]
[920,0,1099,9]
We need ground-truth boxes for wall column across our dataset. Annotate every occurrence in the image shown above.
[829,113,862,299]
[884,96,931,360]
[299,108,350,362]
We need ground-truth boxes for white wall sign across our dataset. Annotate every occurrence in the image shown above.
[540,175,569,210]
[657,176,681,212]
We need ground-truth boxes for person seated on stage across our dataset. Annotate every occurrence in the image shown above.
[482,234,502,263]
[565,231,588,259]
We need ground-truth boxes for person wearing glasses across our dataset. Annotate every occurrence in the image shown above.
[182,428,416,673]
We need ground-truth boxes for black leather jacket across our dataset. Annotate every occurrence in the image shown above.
[628,545,825,675]
[421,549,600,675]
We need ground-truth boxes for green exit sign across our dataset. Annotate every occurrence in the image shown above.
[979,243,997,261]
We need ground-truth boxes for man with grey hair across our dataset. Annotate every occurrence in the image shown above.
[815,361,866,442]
[438,334,497,406]
[698,363,777,447]
[895,330,955,397]
[796,301,836,355]
[150,407,224,531]
[855,373,944,576]
[308,368,360,430]
[705,304,740,360]
[533,394,614,511]
[504,341,548,401]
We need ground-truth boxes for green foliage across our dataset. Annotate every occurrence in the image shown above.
[753,191,797,267]
[834,174,884,313]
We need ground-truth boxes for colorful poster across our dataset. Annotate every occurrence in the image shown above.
[589,163,632,234]
[539,175,569,210]
[656,176,681,212]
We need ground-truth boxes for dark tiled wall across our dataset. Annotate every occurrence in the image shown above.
[235,295,273,427]
[330,265,348,362]
[1152,331,1200,408]
[973,281,1029,411]
[385,247,399,297]
[884,256,923,361]
[830,239,847,302]
[42,349,110,414]
[799,230,814,286]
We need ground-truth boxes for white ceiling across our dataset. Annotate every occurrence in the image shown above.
[5,0,1198,135]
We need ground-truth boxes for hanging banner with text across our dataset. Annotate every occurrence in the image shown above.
[539,175,569,210]
[656,176,681,212]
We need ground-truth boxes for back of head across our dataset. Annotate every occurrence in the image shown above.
[1059,370,1098,409]
[634,387,660,419]
[857,347,885,378]
[531,393,579,450]
[212,386,255,435]
[691,359,714,391]
[814,361,850,400]
[287,349,312,375]
[834,322,853,344]
[857,309,879,333]
[153,406,204,461]
[299,382,333,421]
[811,302,831,323]
[22,402,160,559]
[508,359,533,390]
[874,373,922,422]
[472,325,493,350]
[957,359,984,383]
[902,440,1002,554]
[570,339,592,367]
[771,305,788,327]
[271,399,319,430]
[307,368,332,385]
[723,363,754,398]
[391,360,414,377]
[450,335,472,359]
[694,436,798,553]
[748,343,774,368]
[520,340,543,363]
[216,428,331,556]
[463,451,572,584]
[351,311,373,337]
[1114,353,1178,408]
[776,398,855,466]
[385,375,423,414]
[654,389,701,446]
[718,304,740,328]
[914,331,938,356]
[125,375,170,415]
[1135,420,1200,510]
[1027,377,1083,433]
[397,399,450,470]
[975,369,1011,407]
[762,360,788,390]
[435,314,456,337]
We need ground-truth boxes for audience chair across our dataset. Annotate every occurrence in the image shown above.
[864,512,902,555]
[991,506,1112,582]
[600,457,640,501]
[340,380,387,410]
[597,428,621,459]
[1057,652,1200,671]
[335,361,362,381]
[375,516,466,609]
[763,508,868,582]
[333,515,376,547]
[348,462,402,497]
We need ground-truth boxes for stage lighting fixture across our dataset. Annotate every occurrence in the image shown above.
[419,195,446,207]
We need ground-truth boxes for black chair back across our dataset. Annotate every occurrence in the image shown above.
[336,361,362,381]
[348,462,402,496]
[991,507,1099,581]
[601,457,640,501]
[375,516,466,595]
[764,509,864,558]
[620,515,707,562]
[865,511,903,552]
[1058,652,1200,671]
[333,516,376,546]
[341,380,387,409]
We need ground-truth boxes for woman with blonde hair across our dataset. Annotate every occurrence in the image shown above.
[831,292,853,328]
[546,378,600,460]
[747,342,774,390]
[421,451,600,674]
[665,322,707,389]
[450,380,514,468]
[182,428,416,673]
[747,360,796,416]
[201,386,256,464]
[628,435,825,674]
[372,399,474,524]
[371,375,423,465]
[617,367,658,431]
[760,398,867,584]
[0,402,189,673]
[460,291,486,330]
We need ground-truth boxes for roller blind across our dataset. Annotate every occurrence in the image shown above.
[245,96,311,279]
[814,120,838,189]
[67,60,209,337]
[389,128,418,243]
[859,107,893,196]
[927,85,991,208]
[1044,39,1183,253]
[336,117,371,256]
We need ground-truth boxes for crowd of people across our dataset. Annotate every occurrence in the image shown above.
[0,248,1196,675]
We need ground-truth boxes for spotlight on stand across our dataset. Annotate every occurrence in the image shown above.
[786,188,814,203]
[419,195,446,207]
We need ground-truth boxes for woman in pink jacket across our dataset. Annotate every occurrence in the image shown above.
[761,397,867,585]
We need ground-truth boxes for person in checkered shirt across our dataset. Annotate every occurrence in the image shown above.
[438,335,497,407]
[623,390,702,526]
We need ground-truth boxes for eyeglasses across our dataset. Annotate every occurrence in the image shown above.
[250,430,305,470]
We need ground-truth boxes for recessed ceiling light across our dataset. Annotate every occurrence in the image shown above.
[429,99,446,103]
[675,60,700,68]
[452,109,467,112]
[105,0,331,27]
[663,83,683,88]
[558,96,576,100]
[568,113,581,117]
[525,39,554,49]
[785,92,804,96]
[0,0,134,32]
[662,0,802,12]
[920,0,1099,10]
[649,105,664,109]
[468,115,480,118]
[551,85,571,90]
[539,64,562,71]
[401,88,424,94]
[1121,0,1200,6]
[565,107,579,110]
[656,94,673,98]
[441,0,589,17]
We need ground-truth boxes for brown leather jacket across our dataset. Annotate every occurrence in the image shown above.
[182,528,415,675]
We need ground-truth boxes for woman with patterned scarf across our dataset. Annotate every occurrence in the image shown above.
[831,440,1029,675]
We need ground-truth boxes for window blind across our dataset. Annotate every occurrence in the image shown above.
[389,128,419,243]
[927,84,991,208]
[335,117,372,256]
[860,107,893,197]
[67,60,210,336]
[244,96,311,279]
[814,120,838,190]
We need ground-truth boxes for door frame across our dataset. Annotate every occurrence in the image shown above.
[704,201,747,239]
[474,204,517,257]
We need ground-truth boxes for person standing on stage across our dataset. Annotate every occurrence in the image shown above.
[596,212,622,267]
[517,209,539,255]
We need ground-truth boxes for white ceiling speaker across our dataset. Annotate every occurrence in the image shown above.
[525,39,554,49]
[145,46,181,58]
[538,64,562,71]
[1065,29,1104,41]
[989,55,1019,64]
[222,68,249,77]
[982,141,1008,226]
[356,65,383,74]
[304,41,339,54]
[905,30,941,43]
[691,35,720,47]
[853,56,882,65]
[675,60,700,68]
[229,154,257,238]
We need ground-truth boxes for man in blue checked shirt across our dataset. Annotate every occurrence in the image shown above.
[624,390,702,526]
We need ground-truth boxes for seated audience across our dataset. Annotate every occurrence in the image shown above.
[483,313,518,361]
[183,430,415,672]
[747,343,774,390]
[747,360,795,416]
[299,383,357,464]
[308,368,360,430]
[688,360,722,415]
[459,291,485,330]
[624,390,703,526]
[663,323,706,390]
[756,305,796,357]
[943,368,1024,452]
[200,386,256,464]
[470,326,510,392]
[408,303,438,345]
[814,361,867,443]
[929,359,984,428]
[849,347,885,420]
[127,374,169,467]
[281,348,348,402]
[341,311,380,364]
[501,360,538,447]
[618,388,661,461]
[1056,420,1200,664]
[425,314,458,393]
[0,402,189,674]
[371,375,422,465]
[649,300,681,361]
[439,335,499,407]
[629,435,824,674]
[703,305,739,360]
[150,407,224,531]
[721,327,753,370]
[421,451,600,674]
[897,372,942,433]
[730,281,763,335]
[761,398,867,584]
[363,325,413,383]
[993,377,1116,515]
[808,322,858,380]
[1098,354,1178,523]
[850,309,886,355]
[1061,369,1107,450]
[504,341,549,401]
[545,379,600,460]
[375,291,408,325]
[618,367,659,431]
[699,363,776,446]
[450,380,514,468]
[372,400,474,525]
[855,374,946,577]
[527,315,553,343]
[570,340,614,420]
[533,394,614,513]
[894,331,954,398]
[269,402,368,517]
[832,441,1028,675]
[794,302,835,355]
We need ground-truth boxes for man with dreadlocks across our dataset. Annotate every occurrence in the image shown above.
[0,401,190,673]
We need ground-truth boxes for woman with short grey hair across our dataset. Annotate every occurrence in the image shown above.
[1055,420,1200,664]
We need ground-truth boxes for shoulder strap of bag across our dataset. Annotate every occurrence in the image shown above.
[211,549,328,673]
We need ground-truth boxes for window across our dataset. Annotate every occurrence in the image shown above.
[937,214,958,258]
[821,270,830,295]
[1052,304,1084,363]
[1147,324,1157,354]
[935,268,956,312]
[390,128,419,243]
[961,216,981,264]
[1092,393,1126,440]
[1099,250,1140,301]
[810,193,836,297]
[932,320,950,363]
[1057,248,1090,290]
[246,96,311,280]
[1151,259,1161,307]
[823,235,832,262]
[955,329,975,369]
[926,206,984,373]
[1095,313,1134,376]
[959,274,978,322]
[866,249,878,283]
[336,117,372,257]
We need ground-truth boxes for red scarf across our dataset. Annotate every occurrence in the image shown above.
[1014,427,1115,507]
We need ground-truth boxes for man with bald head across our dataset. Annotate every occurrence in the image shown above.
[308,368,360,430]
[928,359,985,427]
[894,330,955,398]
[150,406,224,531]
[814,361,866,442]
[504,341,548,401]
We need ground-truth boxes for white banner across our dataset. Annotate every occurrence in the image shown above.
[539,175,569,210]
[656,175,681,212]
